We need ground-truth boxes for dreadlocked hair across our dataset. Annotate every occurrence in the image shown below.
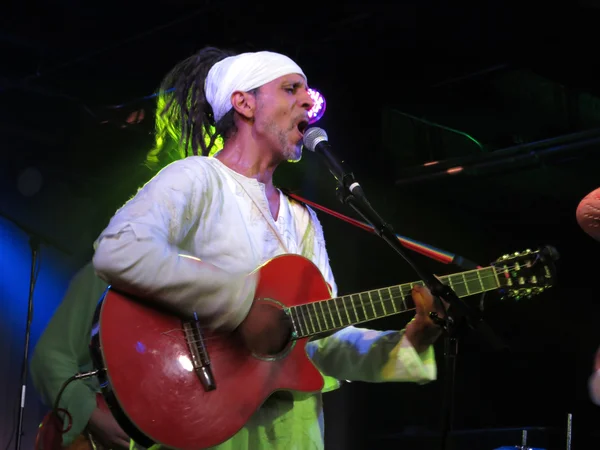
[146,46,239,171]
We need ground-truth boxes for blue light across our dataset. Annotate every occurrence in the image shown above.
[0,216,76,445]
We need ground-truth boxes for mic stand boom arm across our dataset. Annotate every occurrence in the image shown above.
[333,179,504,348]
[311,138,503,345]
[332,177,506,450]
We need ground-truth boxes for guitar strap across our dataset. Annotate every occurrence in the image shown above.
[280,188,481,270]
[281,188,374,235]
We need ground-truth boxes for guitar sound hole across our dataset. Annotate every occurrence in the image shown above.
[249,299,294,360]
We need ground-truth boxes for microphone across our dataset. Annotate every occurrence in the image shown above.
[576,187,600,242]
[303,127,365,200]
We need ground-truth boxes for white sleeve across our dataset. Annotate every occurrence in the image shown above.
[92,159,255,331]
[303,206,437,384]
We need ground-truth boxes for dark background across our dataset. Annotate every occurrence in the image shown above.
[1,1,600,449]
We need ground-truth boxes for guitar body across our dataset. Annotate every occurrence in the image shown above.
[90,254,331,450]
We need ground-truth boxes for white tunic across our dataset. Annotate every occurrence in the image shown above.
[92,156,436,449]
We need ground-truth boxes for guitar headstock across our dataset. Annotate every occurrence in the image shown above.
[491,245,559,300]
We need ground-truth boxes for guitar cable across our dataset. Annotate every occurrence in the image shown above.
[51,369,101,435]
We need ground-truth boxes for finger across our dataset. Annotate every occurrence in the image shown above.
[413,285,446,321]
[415,279,450,311]
[411,286,428,316]
[115,438,131,450]
[117,429,131,440]
[416,283,436,298]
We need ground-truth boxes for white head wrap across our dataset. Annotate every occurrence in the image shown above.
[205,51,306,122]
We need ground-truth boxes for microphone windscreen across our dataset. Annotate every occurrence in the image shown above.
[576,187,600,242]
[303,127,327,152]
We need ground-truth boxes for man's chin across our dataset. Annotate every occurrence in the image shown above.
[285,146,303,164]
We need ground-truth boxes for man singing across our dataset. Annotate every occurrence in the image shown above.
[32,46,445,450]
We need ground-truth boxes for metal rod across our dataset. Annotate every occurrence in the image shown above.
[395,133,600,186]
[566,413,572,450]
[394,127,600,185]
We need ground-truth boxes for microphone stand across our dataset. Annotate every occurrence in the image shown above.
[15,236,40,450]
[326,173,505,450]
[0,211,70,450]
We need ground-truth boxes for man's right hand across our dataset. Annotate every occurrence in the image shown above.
[88,407,130,450]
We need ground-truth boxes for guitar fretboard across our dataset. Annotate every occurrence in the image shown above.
[287,266,500,338]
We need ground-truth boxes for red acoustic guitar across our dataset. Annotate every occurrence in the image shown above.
[90,247,558,450]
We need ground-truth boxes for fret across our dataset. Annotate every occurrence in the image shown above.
[353,294,368,323]
[367,291,377,317]
[475,269,486,292]
[378,289,388,315]
[359,293,373,320]
[481,267,500,291]
[349,295,359,322]
[388,286,399,310]
[293,266,504,338]
[369,290,386,317]
[403,284,413,303]
[301,306,312,335]
[338,296,351,326]
[303,305,317,333]
[387,287,398,312]
[296,306,315,336]
[312,303,323,332]
[318,301,329,329]
[325,299,336,329]
[294,307,306,337]
[464,271,484,294]
[289,308,300,337]
[462,273,471,295]
[446,274,468,298]
[389,285,403,311]
[333,297,345,327]
[400,285,411,309]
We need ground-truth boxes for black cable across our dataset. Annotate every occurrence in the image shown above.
[52,370,101,433]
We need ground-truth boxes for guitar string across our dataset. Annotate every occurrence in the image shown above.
[173,269,500,342]
[178,262,543,346]
[181,262,536,345]
[112,263,546,370]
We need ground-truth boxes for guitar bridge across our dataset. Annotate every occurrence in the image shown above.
[183,313,216,391]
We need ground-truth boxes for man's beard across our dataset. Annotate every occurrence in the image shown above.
[284,143,303,163]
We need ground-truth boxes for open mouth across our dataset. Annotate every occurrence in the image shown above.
[297,120,309,135]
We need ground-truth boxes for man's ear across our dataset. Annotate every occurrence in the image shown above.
[230,90,256,120]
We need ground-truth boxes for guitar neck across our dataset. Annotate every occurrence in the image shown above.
[287,266,501,339]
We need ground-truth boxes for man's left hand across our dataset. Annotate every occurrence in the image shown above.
[404,284,448,353]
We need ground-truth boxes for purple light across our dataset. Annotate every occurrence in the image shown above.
[307,88,326,124]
